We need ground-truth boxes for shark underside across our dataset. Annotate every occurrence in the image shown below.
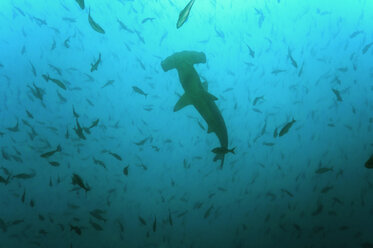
[161,51,230,167]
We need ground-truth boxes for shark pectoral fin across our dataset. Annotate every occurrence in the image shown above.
[174,94,192,112]
[206,92,218,101]
[202,81,208,91]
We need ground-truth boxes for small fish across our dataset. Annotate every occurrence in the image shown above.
[89,119,99,129]
[30,62,37,76]
[137,58,146,70]
[0,167,10,177]
[262,142,275,146]
[255,8,264,27]
[93,157,106,169]
[102,80,114,88]
[89,219,103,231]
[75,0,84,9]
[362,42,373,54]
[312,204,323,216]
[315,167,333,174]
[72,105,80,118]
[91,53,101,72]
[32,16,47,26]
[123,165,129,176]
[332,88,343,101]
[298,62,304,77]
[273,127,278,138]
[86,98,94,106]
[337,67,348,72]
[88,8,105,34]
[197,120,205,131]
[204,205,214,219]
[253,95,264,106]
[57,90,67,103]
[279,118,296,137]
[223,87,233,93]
[0,175,9,184]
[117,19,133,33]
[176,0,196,29]
[271,69,287,75]
[40,145,62,158]
[288,48,298,68]
[62,17,76,23]
[141,17,155,24]
[26,110,34,119]
[320,186,334,193]
[72,173,90,192]
[70,225,82,235]
[349,30,363,39]
[49,161,60,167]
[246,44,255,58]
[73,119,86,140]
[132,86,148,97]
[22,119,31,128]
[14,6,25,16]
[42,74,66,90]
[332,197,343,206]
[64,37,70,48]
[13,171,36,180]
[177,210,188,218]
[281,188,294,197]
[6,121,19,132]
[365,155,373,169]
[109,152,122,161]
[51,39,56,50]
[252,108,262,113]
[211,147,235,155]
[134,137,150,146]
[11,219,24,226]
[21,189,26,202]
[65,128,69,139]
[135,30,145,44]
[152,217,156,232]
[138,216,146,226]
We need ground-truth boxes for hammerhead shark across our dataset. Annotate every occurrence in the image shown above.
[161,51,234,168]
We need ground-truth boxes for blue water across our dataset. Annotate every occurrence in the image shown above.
[0,0,373,247]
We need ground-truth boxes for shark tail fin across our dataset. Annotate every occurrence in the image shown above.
[161,51,206,72]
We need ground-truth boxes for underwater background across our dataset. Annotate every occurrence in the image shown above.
[0,0,373,247]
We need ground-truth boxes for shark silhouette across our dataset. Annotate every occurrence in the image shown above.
[161,51,232,168]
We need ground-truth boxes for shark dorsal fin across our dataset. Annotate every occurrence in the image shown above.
[202,81,208,91]
[174,94,192,112]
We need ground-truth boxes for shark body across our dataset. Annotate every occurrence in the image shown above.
[161,51,229,167]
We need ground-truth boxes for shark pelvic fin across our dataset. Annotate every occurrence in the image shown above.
[174,94,192,112]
